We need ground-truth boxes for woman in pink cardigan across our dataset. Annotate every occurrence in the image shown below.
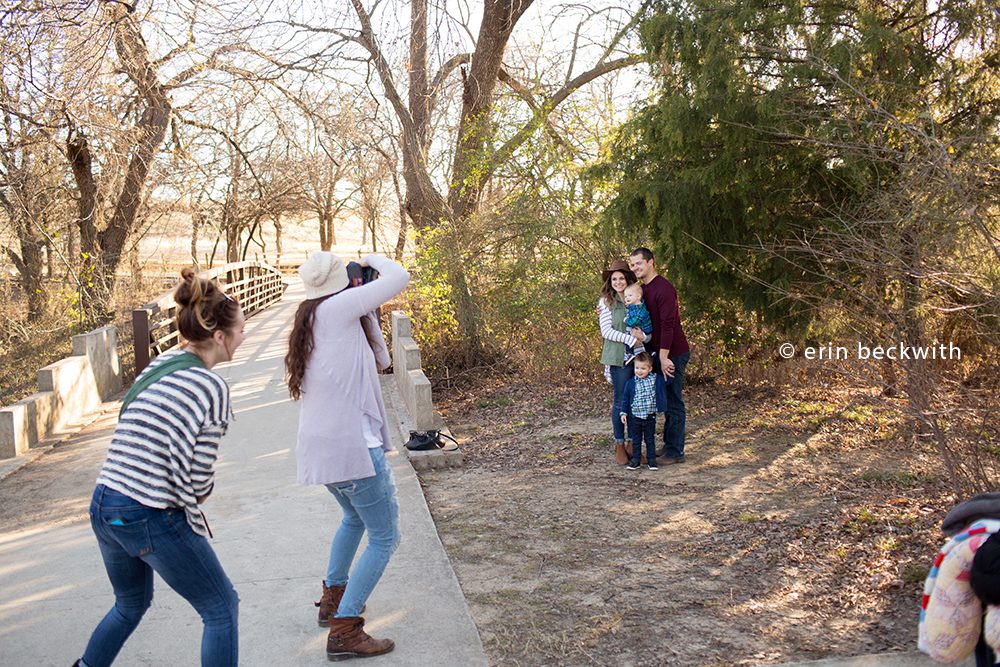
[285,252,409,661]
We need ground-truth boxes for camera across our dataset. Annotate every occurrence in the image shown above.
[346,261,379,287]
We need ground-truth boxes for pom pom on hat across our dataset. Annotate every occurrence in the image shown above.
[299,252,349,300]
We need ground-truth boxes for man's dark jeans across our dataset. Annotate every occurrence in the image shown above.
[653,350,690,460]
[626,414,657,466]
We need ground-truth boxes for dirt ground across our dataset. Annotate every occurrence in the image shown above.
[420,379,956,667]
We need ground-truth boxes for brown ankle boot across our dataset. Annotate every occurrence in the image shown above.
[326,616,394,661]
[315,581,346,626]
[316,581,367,626]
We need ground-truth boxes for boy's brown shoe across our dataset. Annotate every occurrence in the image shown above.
[326,616,395,661]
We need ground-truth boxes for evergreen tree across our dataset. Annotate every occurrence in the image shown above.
[598,0,999,337]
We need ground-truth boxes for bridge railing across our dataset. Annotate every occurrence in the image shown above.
[132,261,285,374]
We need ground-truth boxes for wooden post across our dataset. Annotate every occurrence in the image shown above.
[132,308,152,375]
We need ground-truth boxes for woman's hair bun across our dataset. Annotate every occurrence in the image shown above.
[175,267,202,307]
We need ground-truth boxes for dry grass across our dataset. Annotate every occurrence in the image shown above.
[421,379,959,666]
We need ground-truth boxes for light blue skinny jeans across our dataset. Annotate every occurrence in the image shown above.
[324,447,401,617]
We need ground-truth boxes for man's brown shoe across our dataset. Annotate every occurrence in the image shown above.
[326,616,395,661]
[663,456,686,464]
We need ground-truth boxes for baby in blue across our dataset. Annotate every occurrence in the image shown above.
[623,283,652,365]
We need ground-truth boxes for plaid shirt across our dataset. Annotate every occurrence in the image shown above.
[624,303,653,335]
[630,374,657,418]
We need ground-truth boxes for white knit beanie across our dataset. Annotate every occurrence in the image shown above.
[299,252,348,300]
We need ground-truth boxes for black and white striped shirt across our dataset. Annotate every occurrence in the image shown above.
[97,349,232,537]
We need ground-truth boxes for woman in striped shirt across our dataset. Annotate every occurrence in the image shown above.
[75,268,246,667]
[598,259,644,465]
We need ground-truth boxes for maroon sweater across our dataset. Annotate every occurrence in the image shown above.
[641,275,690,358]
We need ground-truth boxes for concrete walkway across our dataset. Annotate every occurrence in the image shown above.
[0,280,487,666]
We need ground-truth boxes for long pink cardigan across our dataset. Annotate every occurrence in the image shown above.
[295,254,410,485]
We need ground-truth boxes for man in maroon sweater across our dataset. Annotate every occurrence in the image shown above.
[628,247,691,463]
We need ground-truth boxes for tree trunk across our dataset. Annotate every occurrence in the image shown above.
[274,213,283,265]
[224,150,242,263]
[63,3,172,322]
[190,206,202,269]
[325,178,337,247]
[442,228,484,364]
[66,129,101,280]
[95,1,172,314]
[400,0,445,232]
[410,0,430,150]
[6,235,45,321]
[447,0,533,222]
[319,213,333,251]
[391,170,408,262]
[226,214,241,263]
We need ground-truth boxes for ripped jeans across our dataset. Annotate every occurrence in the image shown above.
[324,447,401,617]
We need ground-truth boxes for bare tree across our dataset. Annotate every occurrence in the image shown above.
[339,0,646,360]
[0,51,69,321]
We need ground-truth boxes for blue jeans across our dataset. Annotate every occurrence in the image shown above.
[627,414,657,465]
[609,364,634,443]
[324,447,401,617]
[82,485,239,667]
[659,351,690,459]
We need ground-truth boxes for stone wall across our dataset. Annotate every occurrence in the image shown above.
[0,326,122,459]
[391,311,435,431]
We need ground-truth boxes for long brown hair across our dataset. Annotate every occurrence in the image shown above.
[600,270,635,310]
[284,296,331,400]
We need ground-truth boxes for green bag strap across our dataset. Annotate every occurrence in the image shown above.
[119,351,205,417]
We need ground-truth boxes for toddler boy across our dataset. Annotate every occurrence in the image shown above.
[623,283,652,365]
[620,353,661,470]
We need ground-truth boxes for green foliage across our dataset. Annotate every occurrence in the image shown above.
[408,225,463,358]
[410,132,641,380]
[597,0,1000,345]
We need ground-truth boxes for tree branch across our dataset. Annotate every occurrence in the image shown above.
[428,53,471,117]
[489,54,643,168]
[175,114,263,191]
[497,67,566,149]
[348,0,448,217]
